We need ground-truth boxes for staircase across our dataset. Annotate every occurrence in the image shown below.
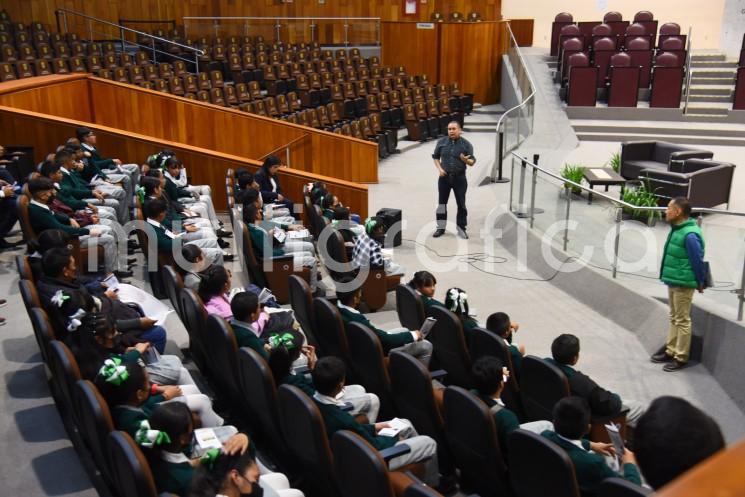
[686,52,738,118]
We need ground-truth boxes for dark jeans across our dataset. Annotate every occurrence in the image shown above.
[0,197,18,239]
[436,173,468,229]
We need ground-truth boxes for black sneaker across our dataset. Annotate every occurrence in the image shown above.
[663,360,687,372]
[651,351,674,363]
[217,238,230,249]
[216,228,232,238]
[223,253,235,262]
[457,227,469,239]
[433,229,446,238]
[114,269,134,278]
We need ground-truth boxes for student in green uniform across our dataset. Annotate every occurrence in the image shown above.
[444,287,479,338]
[239,187,303,232]
[76,126,140,188]
[163,156,226,235]
[27,177,123,275]
[229,292,272,359]
[95,350,225,437]
[485,311,525,380]
[142,402,248,497]
[267,329,380,422]
[541,397,642,497]
[470,356,552,455]
[143,198,228,265]
[335,279,432,366]
[408,270,445,310]
[40,159,118,223]
[311,357,440,485]
[189,452,266,497]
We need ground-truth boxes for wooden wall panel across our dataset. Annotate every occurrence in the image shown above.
[0,105,368,217]
[85,78,378,183]
[380,22,440,79]
[438,21,508,104]
[0,75,92,121]
[508,19,534,46]
[3,0,501,37]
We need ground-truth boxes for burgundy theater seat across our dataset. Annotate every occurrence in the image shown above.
[623,23,654,49]
[734,67,745,110]
[591,23,618,49]
[558,24,582,64]
[658,22,685,48]
[551,12,574,56]
[602,12,629,38]
[566,53,598,106]
[650,52,684,108]
[659,37,687,65]
[578,21,601,51]
[607,53,640,107]
[558,37,585,85]
[592,37,618,88]
[633,11,658,39]
[626,36,653,87]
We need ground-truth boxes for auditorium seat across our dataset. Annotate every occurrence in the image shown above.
[558,36,585,85]
[203,315,244,406]
[345,322,398,420]
[509,429,581,497]
[591,23,617,49]
[75,380,116,487]
[179,287,210,376]
[734,67,745,110]
[395,284,426,331]
[106,431,159,497]
[443,386,510,496]
[603,12,630,39]
[598,477,651,497]
[659,37,687,66]
[48,340,82,423]
[626,37,653,87]
[658,22,684,48]
[566,53,598,106]
[0,61,16,80]
[623,23,654,50]
[578,22,601,52]
[632,11,658,40]
[650,52,684,108]
[160,265,183,320]
[278,384,343,497]
[427,306,473,388]
[592,37,618,87]
[607,53,640,107]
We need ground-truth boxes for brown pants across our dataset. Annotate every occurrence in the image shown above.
[666,286,695,362]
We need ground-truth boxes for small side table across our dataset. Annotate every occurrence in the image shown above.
[582,167,627,204]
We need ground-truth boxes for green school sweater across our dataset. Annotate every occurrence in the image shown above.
[28,201,90,236]
[314,398,396,451]
[337,305,413,352]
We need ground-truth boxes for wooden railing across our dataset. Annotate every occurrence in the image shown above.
[0,74,378,184]
[0,75,369,216]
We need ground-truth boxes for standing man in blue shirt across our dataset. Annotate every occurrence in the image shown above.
[652,197,706,372]
[432,121,476,239]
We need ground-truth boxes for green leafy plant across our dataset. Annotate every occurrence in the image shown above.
[560,164,584,194]
[607,152,621,173]
[621,182,661,220]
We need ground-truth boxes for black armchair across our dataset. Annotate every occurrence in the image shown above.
[638,159,735,208]
[620,141,713,180]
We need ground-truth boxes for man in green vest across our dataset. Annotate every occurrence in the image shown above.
[652,197,706,372]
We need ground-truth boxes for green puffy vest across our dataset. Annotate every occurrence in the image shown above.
[660,219,704,288]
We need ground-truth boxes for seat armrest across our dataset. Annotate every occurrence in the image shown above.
[380,443,411,462]
[639,169,692,185]
[669,150,713,171]
[430,369,448,380]
[680,158,730,173]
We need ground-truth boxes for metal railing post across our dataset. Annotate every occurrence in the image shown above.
[120,26,126,53]
[344,20,349,47]
[683,26,693,114]
[87,19,93,42]
[738,250,745,321]
[286,147,291,168]
[213,20,219,38]
[275,19,281,43]
[151,37,156,64]
[516,157,527,218]
[612,206,622,278]
[563,185,572,251]
[529,167,538,228]
[377,19,381,47]
[310,20,316,44]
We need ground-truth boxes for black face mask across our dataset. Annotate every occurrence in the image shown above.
[372,233,386,245]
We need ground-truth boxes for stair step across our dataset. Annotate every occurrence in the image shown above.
[691,53,727,62]
[575,132,745,146]
[683,105,730,115]
[690,60,739,69]
[571,124,745,138]
[689,86,733,96]
[687,94,734,103]
[690,76,736,85]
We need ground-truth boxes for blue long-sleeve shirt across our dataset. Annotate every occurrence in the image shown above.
[685,233,707,286]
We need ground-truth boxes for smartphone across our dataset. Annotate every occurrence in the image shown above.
[420,317,437,338]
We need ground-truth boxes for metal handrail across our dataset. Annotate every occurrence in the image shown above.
[56,9,203,53]
[259,133,311,167]
[488,21,537,182]
[512,152,745,216]
[182,16,382,47]
[511,152,745,321]
[682,27,694,115]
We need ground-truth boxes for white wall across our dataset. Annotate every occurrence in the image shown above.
[503,0,727,50]
[720,0,745,58]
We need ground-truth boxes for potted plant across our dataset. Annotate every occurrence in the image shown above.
[607,152,621,173]
[560,164,584,196]
[621,182,661,227]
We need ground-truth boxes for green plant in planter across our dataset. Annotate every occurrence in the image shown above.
[621,182,661,221]
[607,152,621,173]
[560,164,584,194]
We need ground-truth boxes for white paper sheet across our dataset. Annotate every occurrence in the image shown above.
[115,283,173,326]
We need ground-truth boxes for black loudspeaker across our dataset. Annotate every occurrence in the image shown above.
[376,207,402,247]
